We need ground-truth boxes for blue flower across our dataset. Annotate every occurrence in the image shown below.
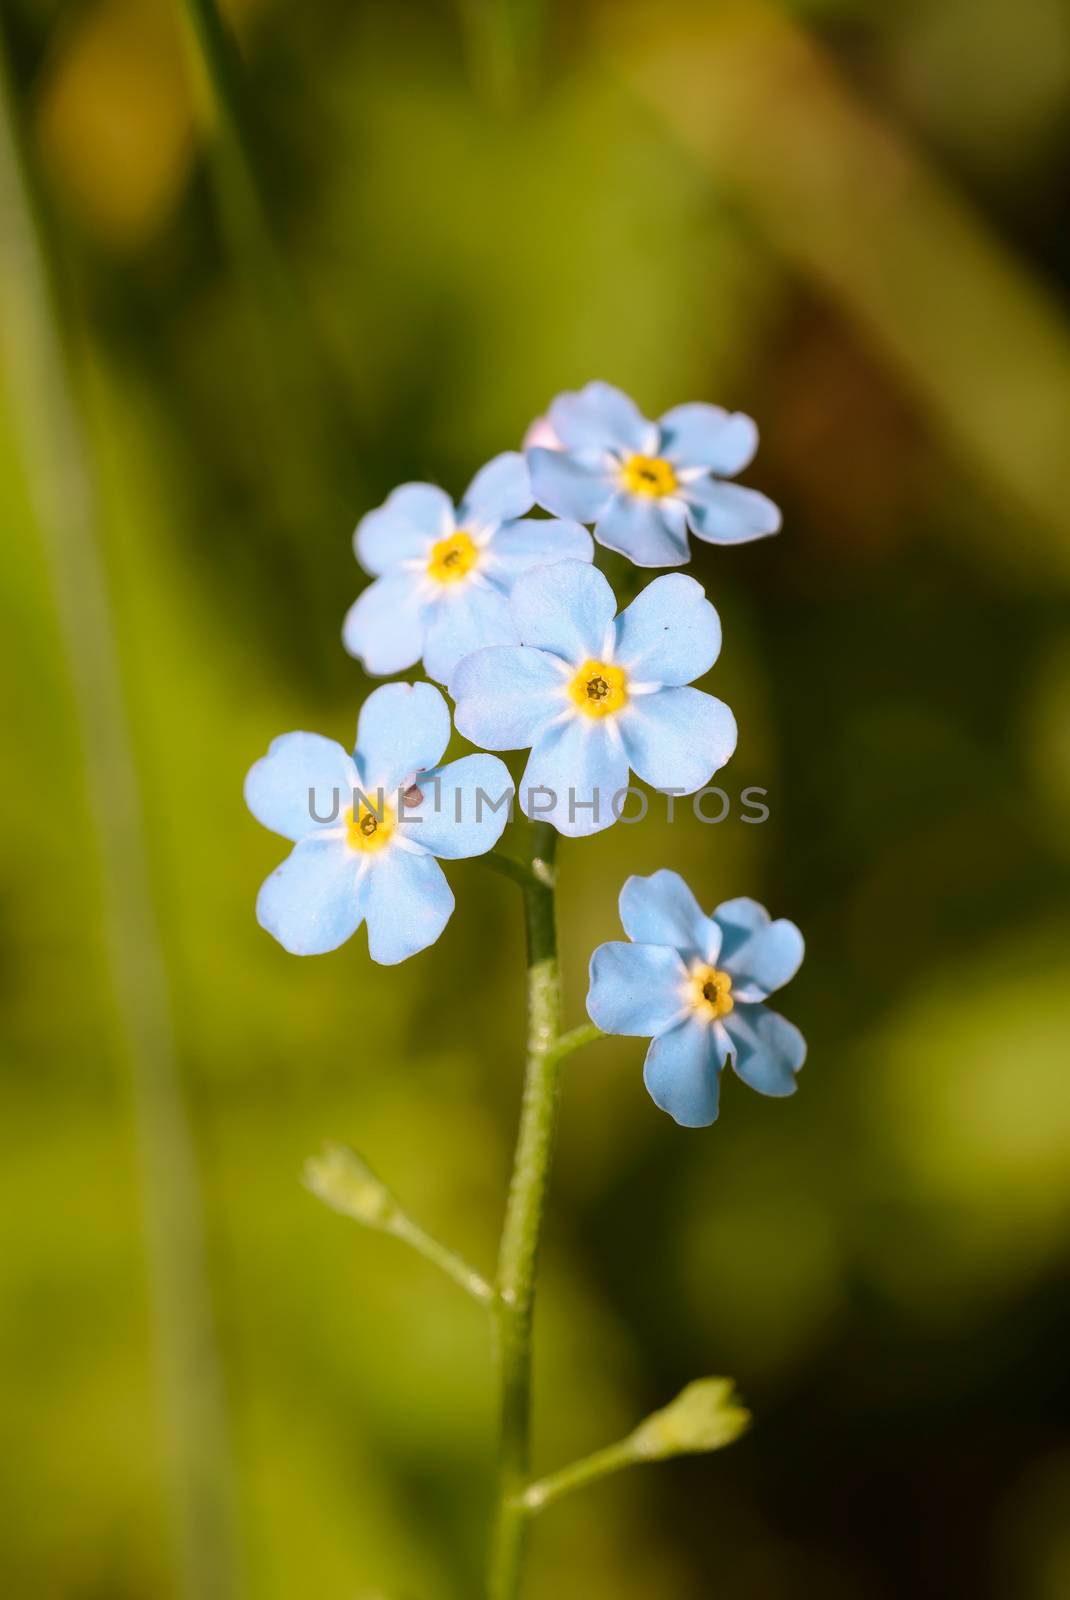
[450,561,736,838]
[245,682,513,963]
[587,871,805,1127]
[343,451,593,684]
[526,380,780,568]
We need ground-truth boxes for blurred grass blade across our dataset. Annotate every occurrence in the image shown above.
[606,0,1070,573]
[0,30,242,1600]
[460,0,548,106]
[520,1377,750,1513]
[175,0,347,577]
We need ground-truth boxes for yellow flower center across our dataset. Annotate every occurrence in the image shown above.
[345,795,396,853]
[686,964,734,1022]
[567,659,628,718]
[620,453,678,499]
[427,530,478,584]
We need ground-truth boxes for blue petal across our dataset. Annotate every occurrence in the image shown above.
[245,732,357,842]
[614,574,721,686]
[509,559,617,663]
[712,898,771,966]
[459,451,533,530]
[527,447,615,524]
[657,404,758,476]
[594,493,690,567]
[450,645,567,750]
[402,754,514,858]
[484,517,593,584]
[619,687,737,793]
[356,682,451,792]
[643,1016,722,1127]
[547,381,657,454]
[362,847,454,965]
[422,582,517,685]
[684,480,782,544]
[724,1004,806,1097]
[355,483,453,574]
[619,869,720,964]
[519,715,628,837]
[586,941,687,1036]
[723,919,804,1002]
[523,414,561,451]
[343,572,431,675]
[256,836,365,955]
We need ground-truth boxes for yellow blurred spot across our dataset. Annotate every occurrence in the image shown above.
[36,0,197,249]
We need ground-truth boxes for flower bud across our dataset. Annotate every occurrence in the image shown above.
[629,1378,750,1460]
[304,1143,398,1230]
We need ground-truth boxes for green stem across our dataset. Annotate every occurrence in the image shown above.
[481,849,548,894]
[546,1021,602,1066]
[387,1211,495,1306]
[487,821,561,1599]
[517,1439,637,1515]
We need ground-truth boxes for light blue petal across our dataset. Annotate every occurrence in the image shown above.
[484,517,593,584]
[450,645,567,750]
[547,381,657,454]
[724,1004,806,1097]
[355,483,453,574]
[712,898,770,966]
[523,413,561,450]
[684,480,782,544]
[643,1016,721,1127]
[342,572,431,676]
[422,582,517,685]
[245,732,357,842]
[619,687,737,793]
[509,559,617,663]
[459,451,533,530]
[594,493,690,568]
[614,574,721,685]
[723,919,804,1002]
[519,715,628,837]
[356,682,451,792]
[657,404,758,476]
[527,447,615,524]
[362,847,455,965]
[586,941,687,1037]
[256,836,365,955]
[402,754,514,858]
[619,870,721,964]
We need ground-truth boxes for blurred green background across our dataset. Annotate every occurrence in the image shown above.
[2,0,1070,1595]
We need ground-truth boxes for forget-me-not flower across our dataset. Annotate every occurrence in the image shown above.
[343,452,592,684]
[245,682,513,964]
[587,871,805,1126]
[526,381,780,568]
[450,561,736,838]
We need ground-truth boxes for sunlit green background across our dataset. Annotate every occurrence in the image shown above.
[3,0,1070,1595]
